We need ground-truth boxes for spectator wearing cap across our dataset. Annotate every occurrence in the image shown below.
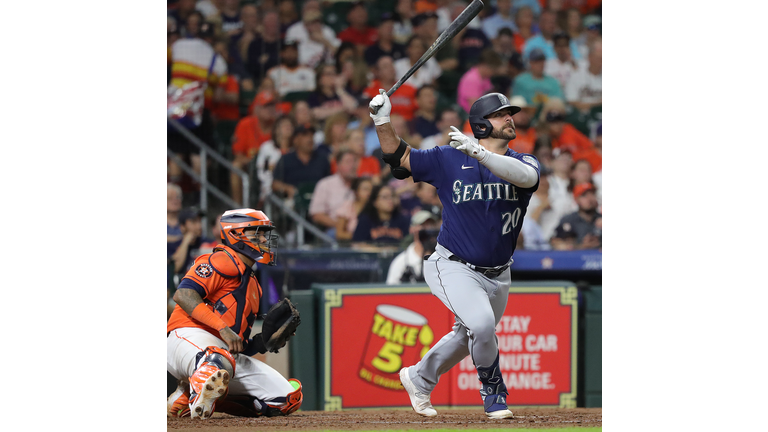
[545,31,584,92]
[456,48,501,113]
[364,13,406,67]
[284,1,341,68]
[394,36,443,90]
[167,17,227,185]
[564,38,601,114]
[244,10,282,83]
[507,95,538,154]
[267,40,316,97]
[363,56,418,121]
[254,115,295,207]
[550,221,578,250]
[554,182,601,249]
[230,90,277,204]
[308,148,360,236]
[538,97,594,155]
[393,0,416,45]
[307,63,358,126]
[511,0,542,18]
[170,207,212,276]
[412,11,459,76]
[511,48,564,107]
[271,124,331,201]
[338,1,378,56]
[522,10,583,62]
[386,210,442,284]
[482,0,518,40]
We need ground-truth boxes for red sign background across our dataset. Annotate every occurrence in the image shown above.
[328,290,574,408]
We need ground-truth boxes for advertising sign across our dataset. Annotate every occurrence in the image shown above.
[320,285,577,410]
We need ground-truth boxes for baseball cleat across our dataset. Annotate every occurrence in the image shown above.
[189,365,230,419]
[484,394,514,419]
[167,380,191,417]
[399,367,437,417]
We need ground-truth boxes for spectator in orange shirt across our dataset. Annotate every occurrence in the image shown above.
[337,1,377,57]
[331,129,383,184]
[363,56,417,121]
[538,98,594,155]
[230,90,276,204]
[508,95,537,154]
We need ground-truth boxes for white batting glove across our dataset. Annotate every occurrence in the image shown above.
[449,126,487,160]
[369,89,392,126]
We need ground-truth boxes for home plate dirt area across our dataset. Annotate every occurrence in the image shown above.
[167,407,602,430]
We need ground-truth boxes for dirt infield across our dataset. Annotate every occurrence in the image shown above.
[167,408,602,430]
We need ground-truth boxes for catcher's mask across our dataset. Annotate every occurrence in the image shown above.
[468,93,522,139]
[220,209,278,266]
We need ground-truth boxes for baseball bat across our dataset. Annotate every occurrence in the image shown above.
[370,0,484,114]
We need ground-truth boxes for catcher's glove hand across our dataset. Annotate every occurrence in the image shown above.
[261,298,301,353]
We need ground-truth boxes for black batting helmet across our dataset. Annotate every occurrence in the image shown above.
[468,93,522,139]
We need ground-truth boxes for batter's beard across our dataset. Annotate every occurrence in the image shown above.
[490,126,516,140]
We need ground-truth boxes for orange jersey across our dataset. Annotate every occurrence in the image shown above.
[167,245,262,340]
[363,80,417,121]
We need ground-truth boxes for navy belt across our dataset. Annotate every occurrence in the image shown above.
[448,255,510,278]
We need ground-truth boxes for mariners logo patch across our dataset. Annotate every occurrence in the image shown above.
[522,155,539,168]
[497,94,508,105]
[195,263,214,278]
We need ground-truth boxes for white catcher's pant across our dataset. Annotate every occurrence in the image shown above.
[407,243,511,394]
[167,327,295,402]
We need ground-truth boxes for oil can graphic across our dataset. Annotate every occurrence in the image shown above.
[358,304,435,390]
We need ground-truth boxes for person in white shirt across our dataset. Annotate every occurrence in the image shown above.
[284,7,341,68]
[394,36,442,89]
[544,32,585,93]
[267,40,316,97]
[564,38,601,113]
[386,211,441,284]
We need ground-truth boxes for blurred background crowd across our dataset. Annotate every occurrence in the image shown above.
[167,0,602,306]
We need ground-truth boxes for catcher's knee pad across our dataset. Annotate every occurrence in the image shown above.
[195,346,236,377]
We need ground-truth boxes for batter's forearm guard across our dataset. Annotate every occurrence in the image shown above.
[381,138,412,179]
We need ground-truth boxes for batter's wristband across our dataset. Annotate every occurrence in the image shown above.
[191,303,228,331]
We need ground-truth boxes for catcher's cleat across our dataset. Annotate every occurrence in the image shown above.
[189,347,236,419]
[167,380,191,417]
[399,367,437,417]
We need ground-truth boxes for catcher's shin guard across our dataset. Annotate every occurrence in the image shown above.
[217,379,304,417]
[167,380,190,417]
[189,346,237,419]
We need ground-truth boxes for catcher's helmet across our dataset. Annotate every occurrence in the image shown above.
[468,93,522,139]
[220,209,278,266]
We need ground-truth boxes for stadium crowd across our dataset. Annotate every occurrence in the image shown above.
[167,0,602,295]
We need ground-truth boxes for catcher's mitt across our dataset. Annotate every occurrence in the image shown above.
[262,298,301,353]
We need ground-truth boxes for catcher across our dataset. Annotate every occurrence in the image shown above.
[167,208,303,419]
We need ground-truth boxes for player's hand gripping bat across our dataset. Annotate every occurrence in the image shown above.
[370,0,484,114]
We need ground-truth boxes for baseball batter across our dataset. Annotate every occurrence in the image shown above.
[369,90,540,419]
[167,209,303,419]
